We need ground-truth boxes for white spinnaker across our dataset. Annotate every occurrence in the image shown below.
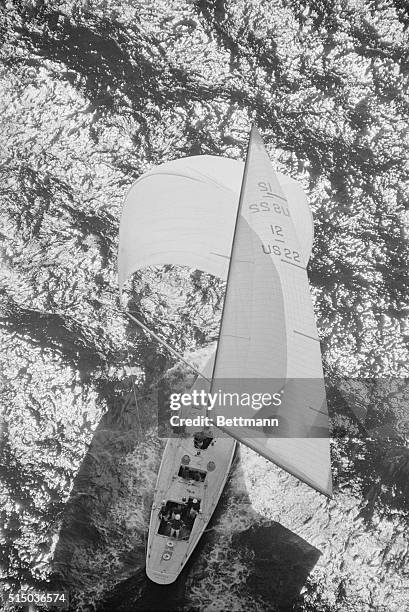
[118,156,313,291]
[118,146,332,497]
[210,128,332,497]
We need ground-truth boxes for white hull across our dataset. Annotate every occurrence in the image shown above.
[146,433,236,584]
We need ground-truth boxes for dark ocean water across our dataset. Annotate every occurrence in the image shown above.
[43,368,408,612]
[49,389,323,612]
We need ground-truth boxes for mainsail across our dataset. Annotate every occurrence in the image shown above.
[118,131,332,497]
[211,127,332,497]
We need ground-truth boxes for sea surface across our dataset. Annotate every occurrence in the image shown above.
[1,1,409,610]
[47,357,409,611]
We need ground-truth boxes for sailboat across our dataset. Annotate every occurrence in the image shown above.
[118,127,332,584]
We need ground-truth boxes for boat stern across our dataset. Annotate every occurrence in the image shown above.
[146,536,189,584]
[146,566,179,585]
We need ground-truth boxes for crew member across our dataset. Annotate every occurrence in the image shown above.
[194,430,213,450]
[159,499,167,520]
[180,497,188,520]
[189,498,200,520]
[170,513,183,538]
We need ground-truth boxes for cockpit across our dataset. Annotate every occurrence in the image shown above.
[157,498,201,539]
[178,465,206,481]
[193,431,213,450]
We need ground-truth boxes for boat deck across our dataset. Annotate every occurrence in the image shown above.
[146,432,236,584]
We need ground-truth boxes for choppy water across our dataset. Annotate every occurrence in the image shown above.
[1,0,409,610]
[49,391,321,612]
[41,372,407,612]
[1,341,408,611]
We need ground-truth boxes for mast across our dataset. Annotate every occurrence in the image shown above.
[209,128,254,383]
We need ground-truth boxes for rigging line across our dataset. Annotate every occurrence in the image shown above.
[125,345,158,554]
[123,309,210,382]
[126,359,148,553]
[102,303,208,382]
[130,371,144,435]
[107,303,212,420]
[128,380,148,553]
